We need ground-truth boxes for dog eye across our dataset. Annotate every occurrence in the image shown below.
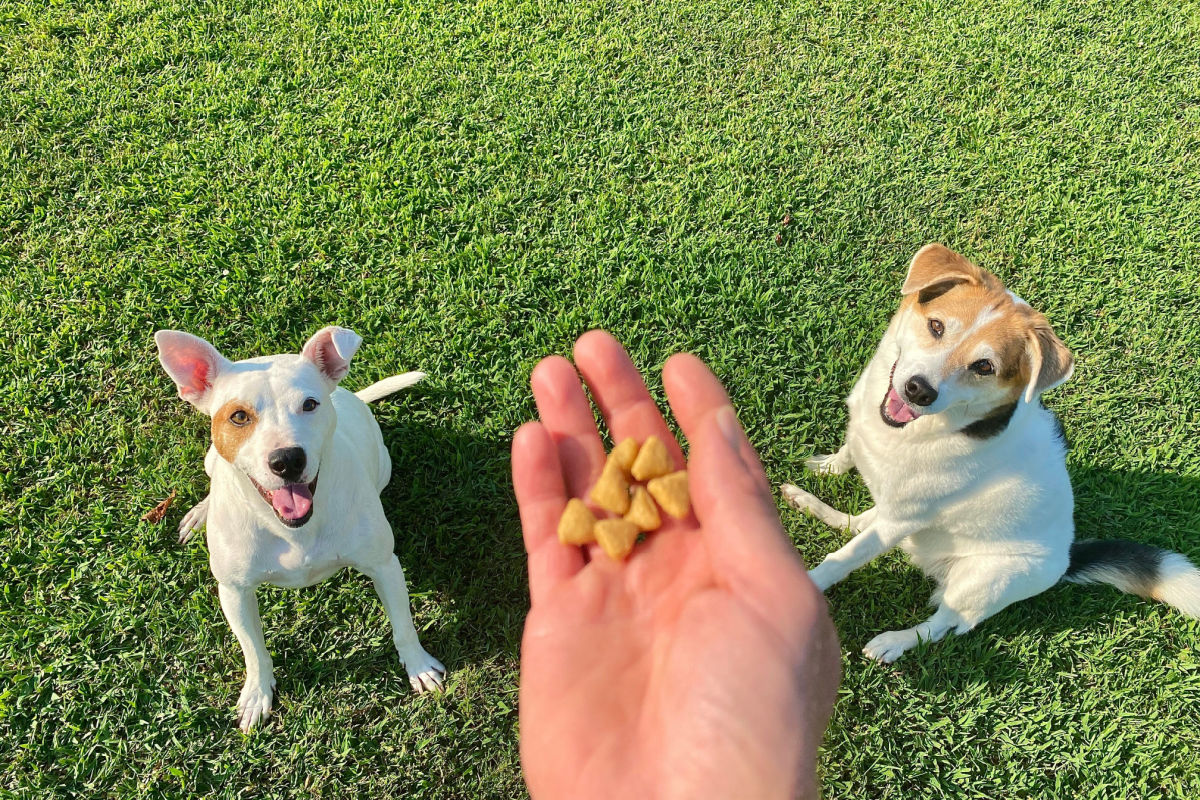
[230,409,251,426]
[302,398,319,412]
[971,359,995,376]
[928,319,944,337]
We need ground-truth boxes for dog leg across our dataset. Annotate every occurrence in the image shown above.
[862,605,960,664]
[178,495,210,544]
[361,555,447,693]
[806,518,917,592]
[780,484,874,533]
[862,554,1061,663]
[217,583,276,732]
[805,444,854,475]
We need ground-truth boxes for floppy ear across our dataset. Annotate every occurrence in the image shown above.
[1023,325,1074,403]
[901,244,985,302]
[301,326,362,383]
[155,330,231,413]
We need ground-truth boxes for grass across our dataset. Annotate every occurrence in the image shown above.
[3,0,1200,796]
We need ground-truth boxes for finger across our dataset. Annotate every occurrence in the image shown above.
[511,422,585,603]
[661,353,766,476]
[663,355,808,588]
[531,355,606,498]
[572,330,684,468]
[691,406,814,599]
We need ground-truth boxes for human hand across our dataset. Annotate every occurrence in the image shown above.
[512,331,840,800]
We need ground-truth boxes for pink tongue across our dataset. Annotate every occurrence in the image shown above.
[886,387,919,423]
[271,483,313,520]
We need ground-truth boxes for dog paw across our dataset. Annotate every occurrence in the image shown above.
[780,483,820,513]
[236,677,276,732]
[863,630,916,664]
[178,496,210,544]
[805,452,849,475]
[401,648,447,694]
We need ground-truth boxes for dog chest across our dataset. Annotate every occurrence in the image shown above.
[206,509,366,588]
[248,533,353,588]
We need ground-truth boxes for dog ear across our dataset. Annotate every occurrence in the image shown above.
[1023,324,1074,403]
[901,244,985,303]
[301,326,362,383]
[155,330,231,413]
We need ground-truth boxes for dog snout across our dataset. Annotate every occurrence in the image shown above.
[903,375,938,407]
[267,447,307,482]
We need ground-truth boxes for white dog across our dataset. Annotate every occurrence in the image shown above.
[783,244,1200,663]
[156,326,446,730]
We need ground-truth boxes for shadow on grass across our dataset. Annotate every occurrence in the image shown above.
[814,465,1200,683]
[380,412,528,670]
[291,392,525,676]
[184,411,1199,699]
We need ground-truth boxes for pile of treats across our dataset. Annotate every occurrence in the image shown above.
[557,435,691,561]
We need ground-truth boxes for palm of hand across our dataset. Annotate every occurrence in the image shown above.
[513,332,839,800]
[523,528,815,799]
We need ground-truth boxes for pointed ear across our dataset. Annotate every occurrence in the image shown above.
[155,330,231,413]
[301,326,362,383]
[901,244,985,302]
[1023,325,1074,403]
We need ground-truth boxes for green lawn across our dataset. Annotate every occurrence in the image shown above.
[4,0,1200,796]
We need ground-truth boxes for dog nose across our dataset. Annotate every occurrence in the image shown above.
[904,375,938,407]
[268,447,307,481]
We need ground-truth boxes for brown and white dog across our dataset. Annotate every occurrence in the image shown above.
[782,244,1200,662]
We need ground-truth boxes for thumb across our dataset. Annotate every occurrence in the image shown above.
[686,403,813,599]
[664,354,831,654]
[662,353,811,588]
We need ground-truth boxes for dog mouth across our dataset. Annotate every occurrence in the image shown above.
[880,360,921,428]
[249,474,318,527]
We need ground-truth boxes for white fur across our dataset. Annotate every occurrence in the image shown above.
[1153,554,1200,618]
[158,327,444,731]
[782,307,1073,663]
[355,372,427,403]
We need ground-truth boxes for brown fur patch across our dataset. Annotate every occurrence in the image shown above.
[902,244,992,299]
[212,400,257,462]
[1027,324,1074,398]
[947,311,1036,401]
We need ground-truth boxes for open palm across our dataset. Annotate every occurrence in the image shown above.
[512,331,840,800]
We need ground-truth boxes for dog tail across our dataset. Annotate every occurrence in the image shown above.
[1063,539,1200,617]
[354,372,426,403]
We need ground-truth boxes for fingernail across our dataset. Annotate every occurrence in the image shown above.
[715,405,743,450]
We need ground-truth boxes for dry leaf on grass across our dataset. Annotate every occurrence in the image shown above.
[141,490,176,523]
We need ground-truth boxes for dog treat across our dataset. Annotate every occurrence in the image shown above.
[647,471,690,518]
[557,435,691,561]
[611,437,639,473]
[589,459,631,514]
[557,498,597,546]
[630,435,673,481]
[594,518,639,561]
[624,485,661,532]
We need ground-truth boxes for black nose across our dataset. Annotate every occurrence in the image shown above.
[904,375,938,407]
[268,447,307,481]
